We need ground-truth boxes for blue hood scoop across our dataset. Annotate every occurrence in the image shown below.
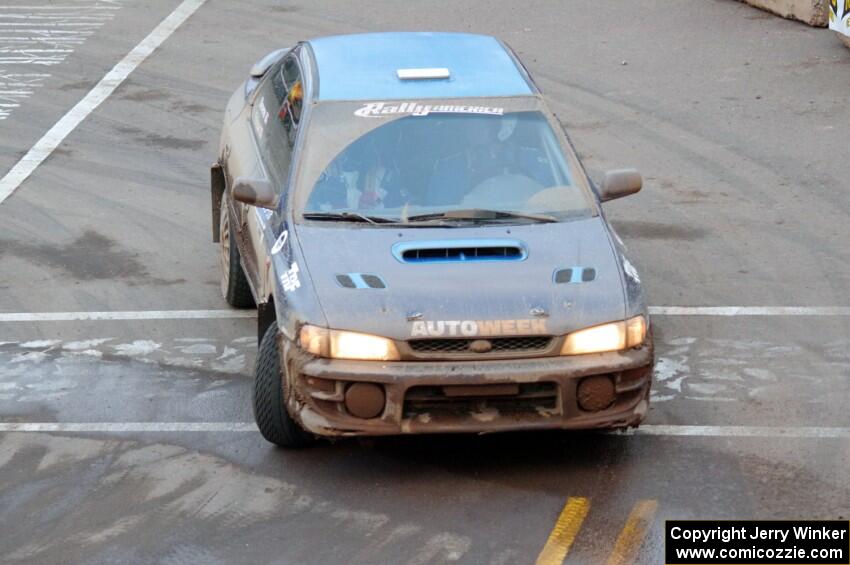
[393,239,527,264]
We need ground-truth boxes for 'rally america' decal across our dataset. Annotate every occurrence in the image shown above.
[410,319,547,338]
[355,101,504,118]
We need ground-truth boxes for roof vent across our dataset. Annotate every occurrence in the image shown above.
[396,67,450,80]
[393,239,527,264]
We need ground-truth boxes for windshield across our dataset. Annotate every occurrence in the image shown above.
[298,101,593,223]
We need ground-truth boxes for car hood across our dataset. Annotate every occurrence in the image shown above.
[294,217,626,341]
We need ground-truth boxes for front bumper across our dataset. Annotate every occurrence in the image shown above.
[281,337,653,437]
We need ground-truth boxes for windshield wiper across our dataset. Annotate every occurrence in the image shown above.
[302,212,398,224]
[405,208,558,224]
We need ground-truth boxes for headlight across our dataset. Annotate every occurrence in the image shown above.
[560,315,647,355]
[299,325,400,361]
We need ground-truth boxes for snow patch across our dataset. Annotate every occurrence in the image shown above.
[113,341,161,356]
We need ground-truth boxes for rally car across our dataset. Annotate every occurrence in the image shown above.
[211,32,653,447]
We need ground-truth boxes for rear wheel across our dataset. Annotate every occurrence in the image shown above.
[253,324,315,448]
[219,202,254,308]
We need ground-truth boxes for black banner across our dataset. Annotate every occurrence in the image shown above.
[665,521,850,564]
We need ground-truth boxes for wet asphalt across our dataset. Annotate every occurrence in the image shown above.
[1,1,850,563]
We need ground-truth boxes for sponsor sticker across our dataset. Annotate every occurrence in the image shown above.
[280,262,300,292]
[623,258,641,283]
[270,230,288,255]
[829,0,850,36]
[410,319,547,338]
[355,101,504,118]
[252,95,270,137]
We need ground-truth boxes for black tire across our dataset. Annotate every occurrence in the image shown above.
[253,324,315,448]
[219,203,255,308]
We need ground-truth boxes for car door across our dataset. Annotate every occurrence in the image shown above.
[244,51,304,301]
[220,83,266,300]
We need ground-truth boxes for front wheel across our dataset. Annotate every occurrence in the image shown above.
[219,202,255,308]
[252,324,315,448]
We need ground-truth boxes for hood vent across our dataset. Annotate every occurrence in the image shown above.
[554,267,596,284]
[335,273,386,289]
[393,239,527,264]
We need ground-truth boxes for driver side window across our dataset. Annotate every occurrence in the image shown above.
[250,53,304,194]
[281,55,303,131]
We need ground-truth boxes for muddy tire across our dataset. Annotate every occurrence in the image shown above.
[253,324,315,448]
[219,203,254,308]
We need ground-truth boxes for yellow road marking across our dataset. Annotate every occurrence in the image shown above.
[605,499,658,565]
[535,497,590,565]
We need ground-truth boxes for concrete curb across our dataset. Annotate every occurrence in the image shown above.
[743,0,828,26]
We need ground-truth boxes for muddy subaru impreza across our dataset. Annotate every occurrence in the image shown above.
[211,32,653,447]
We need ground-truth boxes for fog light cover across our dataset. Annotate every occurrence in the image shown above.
[576,375,616,412]
[344,383,386,419]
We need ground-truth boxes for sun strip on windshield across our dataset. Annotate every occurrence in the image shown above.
[354,101,504,118]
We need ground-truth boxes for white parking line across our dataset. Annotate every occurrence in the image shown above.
[0,5,120,9]
[628,425,850,439]
[649,306,850,316]
[1,423,850,438]
[0,309,255,322]
[0,2,122,120]
[0,0,207,204]
[0,422,257,432]
[2,306,850,322]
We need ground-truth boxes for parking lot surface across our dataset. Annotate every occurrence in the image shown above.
[1,1,849,563]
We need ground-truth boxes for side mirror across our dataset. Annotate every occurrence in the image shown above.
[245,47,292,98]
[599,169,642,202]
[249,48,290,78]
[232,177,277,210]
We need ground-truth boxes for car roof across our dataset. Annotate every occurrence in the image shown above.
[305,32,535,101]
